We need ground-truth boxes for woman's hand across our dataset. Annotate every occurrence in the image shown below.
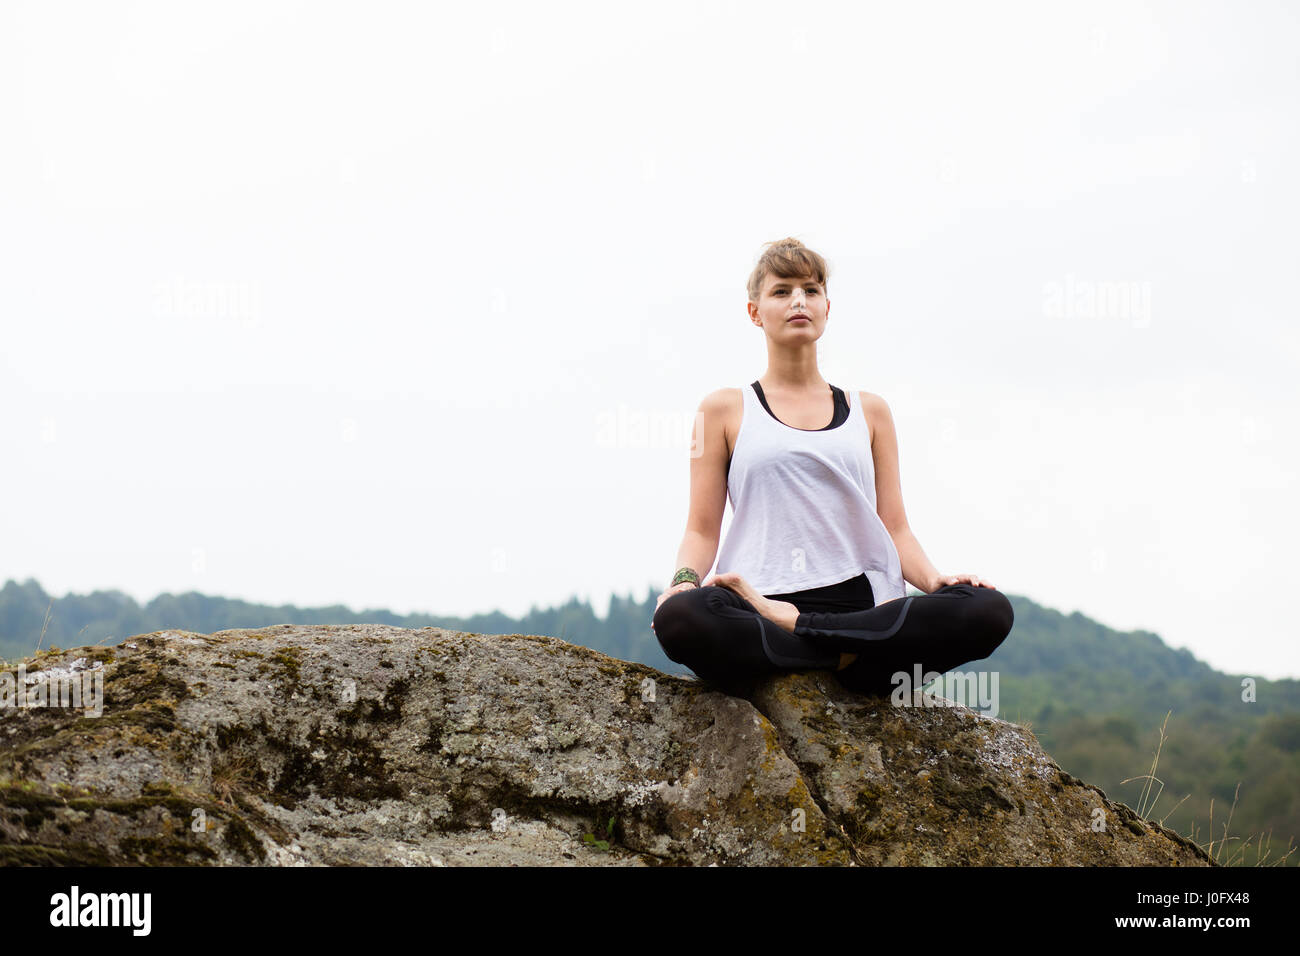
[929,572,997,592]
[652,582,698,629]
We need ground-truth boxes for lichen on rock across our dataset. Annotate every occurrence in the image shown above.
[0,625,1214,866]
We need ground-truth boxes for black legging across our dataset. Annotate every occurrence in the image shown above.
[652,572,1013,696]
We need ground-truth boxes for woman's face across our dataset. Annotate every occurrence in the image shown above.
[749,272,830,338]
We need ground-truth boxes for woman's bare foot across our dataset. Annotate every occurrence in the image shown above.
[704,572,800,632]
[704,573,859,671]
[704,573,859,670]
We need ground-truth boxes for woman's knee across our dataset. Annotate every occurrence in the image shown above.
[974,587,1014,655]
[652,587,714,660]
[654,586,708,629]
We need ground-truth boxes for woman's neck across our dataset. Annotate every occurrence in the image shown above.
[761,349,826,393]
[759,369,830,394]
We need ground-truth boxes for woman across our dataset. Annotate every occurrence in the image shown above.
[651,237,1013,696]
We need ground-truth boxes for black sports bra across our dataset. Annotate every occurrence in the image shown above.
[751,381,850,431]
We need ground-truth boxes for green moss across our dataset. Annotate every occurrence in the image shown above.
[219,813,266,862]
[0,843,114,866]
[252,646,306,689]
[0,779,267,866]
[7,790,58,828]
[101,656,191,705]
[337,677,410,725]
[119,835,220,865]
[928,761,1015,817]
[216,717,404,807]
[64,792,212,817]
[70,699,178,736]
[800,711,841,738]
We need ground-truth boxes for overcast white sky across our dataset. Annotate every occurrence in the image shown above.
[3,1,1297,679]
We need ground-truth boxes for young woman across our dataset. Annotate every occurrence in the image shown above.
[651,238,1013,696]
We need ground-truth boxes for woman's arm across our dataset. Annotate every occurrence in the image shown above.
[861,391,942,593]
[892,527,943,594]
[669,389,731,584]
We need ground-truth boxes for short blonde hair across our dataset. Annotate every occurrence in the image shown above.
[746,237,829,304]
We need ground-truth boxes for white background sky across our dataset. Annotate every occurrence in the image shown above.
[2,1,1296,679]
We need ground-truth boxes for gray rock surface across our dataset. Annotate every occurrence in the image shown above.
[0,624,1213,866]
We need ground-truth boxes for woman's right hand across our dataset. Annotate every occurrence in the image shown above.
[652,582,699,630]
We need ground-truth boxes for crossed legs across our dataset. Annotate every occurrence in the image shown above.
[653,581,1013,696]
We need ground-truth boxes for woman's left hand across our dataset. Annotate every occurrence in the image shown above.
[930,573,996,591]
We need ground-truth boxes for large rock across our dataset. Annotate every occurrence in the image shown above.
[0,625,1213,866]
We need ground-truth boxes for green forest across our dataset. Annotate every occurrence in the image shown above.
[2,576,1295,866]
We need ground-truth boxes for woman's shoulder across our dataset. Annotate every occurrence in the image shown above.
[698,387,745,458]
[698,386,744,413]
[853,389,892,444]
[855,388,889,414]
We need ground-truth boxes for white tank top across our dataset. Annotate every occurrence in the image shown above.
[713,382,906,603]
